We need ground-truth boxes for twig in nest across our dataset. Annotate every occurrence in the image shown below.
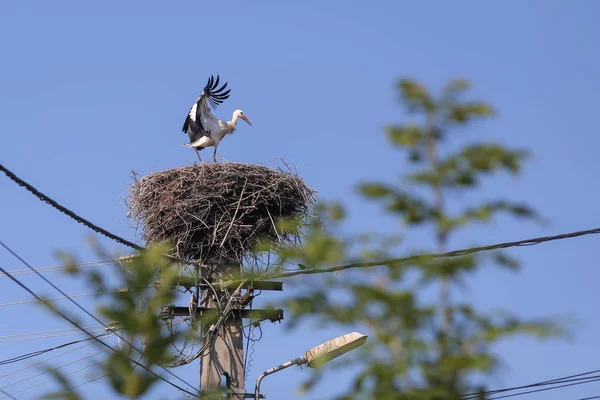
[220,179,247,248]
[126,162,316,268]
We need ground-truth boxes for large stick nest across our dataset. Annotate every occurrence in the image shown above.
[126,162,315,266]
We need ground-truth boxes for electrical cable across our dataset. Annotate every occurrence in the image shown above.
[0,240,199,396]
[485,376,600,399]
[0,163,141,250]
[57,372,108,396]
[0,163,195,267]
[0,326,104,340]
[0,389,16,400]
[0,340,96,380]
[462,368,600,399]
[0,331,106,344]
[0,356,103,399]
[0,291,115,308]
[260,226,600,281]
[0,259,115,278]
[0,349,109,392]
[0,261,199,398]
[0,333,109,366]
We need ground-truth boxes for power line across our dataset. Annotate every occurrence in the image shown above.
[0,326,105,340]
[262,226,600,280]
[0,259,116,278]
[0,331,106,344]
[0,333,109,367]
[0,340,96,379]
[0,291,116,308]
[0,261,199,398]
[0,389,17,400]
[485,377,600,399]
[0,163,142,251]
[0,163,194,267]
[0,356,103,399]
[0,349,109,392]
[0,240,198,395]
[462,369,600,399]
[61,372,109,395]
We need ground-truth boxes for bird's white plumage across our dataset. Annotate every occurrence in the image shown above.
[186,135,214,148]
[181,75,252,162]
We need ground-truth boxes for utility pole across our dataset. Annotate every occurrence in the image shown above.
[200,262,245,399]
[168,266,283,399]
[127,161,312,398]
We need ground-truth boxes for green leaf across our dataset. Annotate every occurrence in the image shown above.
[397,78,435,113]
[358,183,394,199]
[447,102,495,124]
[387,124,425,148]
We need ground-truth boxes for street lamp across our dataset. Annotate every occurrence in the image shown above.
[254,331,368,399]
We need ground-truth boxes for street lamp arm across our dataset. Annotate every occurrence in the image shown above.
[255,357,306,400]
[253,332,367,399]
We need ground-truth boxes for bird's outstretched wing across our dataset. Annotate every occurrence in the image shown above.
[202,75,231,110]
[182,75,231,141]
[182,103,209,143]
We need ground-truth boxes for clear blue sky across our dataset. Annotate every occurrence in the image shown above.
[1,1,600,399]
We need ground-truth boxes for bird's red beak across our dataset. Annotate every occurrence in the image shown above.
[241,115,252,126]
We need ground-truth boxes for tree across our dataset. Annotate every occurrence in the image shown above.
[39,243,201,399]
[276,77,563,399]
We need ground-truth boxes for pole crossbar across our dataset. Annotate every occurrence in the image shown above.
[166,306,284,322]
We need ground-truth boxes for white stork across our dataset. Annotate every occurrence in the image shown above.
[181,75,252,162]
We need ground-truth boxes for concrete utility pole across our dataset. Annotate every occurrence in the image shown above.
[199,263,245,399]
[169,269,283,399]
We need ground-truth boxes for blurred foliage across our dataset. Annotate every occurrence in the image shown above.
[39,241,198,399]
[267,78,565,399]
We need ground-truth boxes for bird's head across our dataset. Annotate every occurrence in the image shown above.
[234,109,252,127]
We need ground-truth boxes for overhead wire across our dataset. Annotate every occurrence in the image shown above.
[0,163,194,267]
[0,389,16,400]
[0,260,200,398]
[260,226,600,281]
[0,326,105,340]
[0,259,116,278]
[0,239,199,396]
[0,349,109,392]
[485,377,600,399]
[462,369,600,399]
[35,353,147,399]
[0,340,96,380]
[0,331,107,344]
[56,372,108,397]
[0,333,110,367]
[0,356,103,399]
[0,163,142,251]
[0,291,116,308]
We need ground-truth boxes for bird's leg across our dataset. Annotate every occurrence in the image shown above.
[194,148,202,163]
[212,146,218,163]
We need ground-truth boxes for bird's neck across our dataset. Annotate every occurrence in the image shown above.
[227,113,239,132]
[230,112,240,126]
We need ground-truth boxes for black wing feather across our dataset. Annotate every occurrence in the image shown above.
[181,74,231,141]
[202,74,231,110]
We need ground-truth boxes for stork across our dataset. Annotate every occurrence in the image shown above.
[181,75,252,162]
